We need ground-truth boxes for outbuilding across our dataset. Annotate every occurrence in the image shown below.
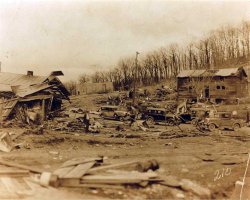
[0,71,70,123]
[177,67,248,104]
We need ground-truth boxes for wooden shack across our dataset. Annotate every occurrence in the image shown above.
[177,67,248,104]
[0,71,70,123]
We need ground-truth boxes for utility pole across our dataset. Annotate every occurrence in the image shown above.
[133,51,139,105]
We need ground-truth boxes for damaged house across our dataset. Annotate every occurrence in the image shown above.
[177,67,249,104]
[0,71,70,124]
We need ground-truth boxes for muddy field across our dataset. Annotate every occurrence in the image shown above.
[1,94,250,200]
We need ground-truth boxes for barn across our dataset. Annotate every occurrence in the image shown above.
[177,67,248,104]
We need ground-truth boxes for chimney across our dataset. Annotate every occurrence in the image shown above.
[27,71,33,76]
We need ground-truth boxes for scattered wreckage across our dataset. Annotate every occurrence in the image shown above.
[0,156,212,199]
[142,107,180,126]
[98,105,130,121]
[198,111,247,131]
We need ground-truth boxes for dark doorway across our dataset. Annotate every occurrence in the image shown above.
[204,86,209,98]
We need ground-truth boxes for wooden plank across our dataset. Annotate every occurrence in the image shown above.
[0,169,29,176]
[88,161,139,173]
[80,174,148,184]
[18,95,52,102]
[62,183,124,189]
[0,98,19,105]
[63,162,95,178]
[61,157,102,168]
[80,178,142,184]
[1,177,23,193]
[0,159,44,174]
[53,166,75,178]
[1,100,18,121]
[59,178,80,186]
[105,170,158,179]
[61,172,157,186]
[1,177,34,198]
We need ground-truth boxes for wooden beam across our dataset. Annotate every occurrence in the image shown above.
[88,161,139,173]
[41,99,46,121]
[18,95,52,102]
[0,160,44,174]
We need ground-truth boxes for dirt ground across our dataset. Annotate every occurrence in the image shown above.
[1,94,250,200]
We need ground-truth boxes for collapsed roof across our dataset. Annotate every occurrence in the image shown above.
[0,71,70,122]
[0,71,70,99]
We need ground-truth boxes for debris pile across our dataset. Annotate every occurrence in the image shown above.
[48,118,86,132]
[0,156,212,199]
[158,129,209,139]
[52,157,160,188]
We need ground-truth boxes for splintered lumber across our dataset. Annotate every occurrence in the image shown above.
[80,171,159,184]
[180,179,211,198]
[0,132,14,152]
[88,160,139,173]
[104,170,158,179]
[0,160,44,174]
[53,166,76,178]
[0,169,29,176]
[60,171,159,187]
[63,183,124,189]
[63,162,95,178]
[159,175,182,187]
[0,177,33,198]
[61,157,103,168]
[54,158,101,178]
[80,175,145,184]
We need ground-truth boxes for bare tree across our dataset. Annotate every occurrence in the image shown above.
[65,80,77,95]
[76,20,250,91]
[78,74,89,84]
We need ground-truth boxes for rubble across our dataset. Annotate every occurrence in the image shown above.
[0,156,213,199]
[0,79,249,200]
[0,132,14,152]
[158,129,209,139]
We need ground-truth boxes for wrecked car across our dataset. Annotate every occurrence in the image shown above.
[99,105,130,121]
[200,111,246,131]
[143,107,180,126]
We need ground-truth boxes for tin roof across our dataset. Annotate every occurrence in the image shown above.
[177,67,246,78]
[190,70,206,77]
[0,72,46,91]
[0,71,69,99]
[11,83,54,98]
[214,68,239,76]
[177,70,196,78]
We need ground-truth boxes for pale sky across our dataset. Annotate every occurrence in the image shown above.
[0,0,250,81]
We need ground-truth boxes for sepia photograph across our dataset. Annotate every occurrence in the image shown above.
[0,0,250,199]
